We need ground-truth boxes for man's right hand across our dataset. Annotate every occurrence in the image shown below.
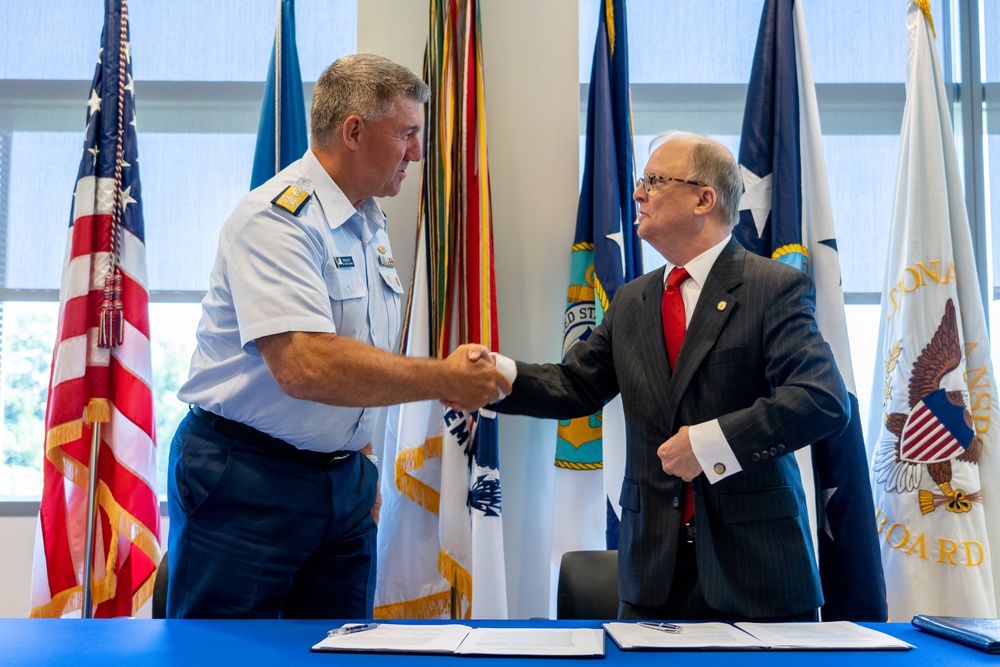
[441,344,512,411]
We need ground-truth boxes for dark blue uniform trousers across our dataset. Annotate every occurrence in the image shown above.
[166,410,377,619]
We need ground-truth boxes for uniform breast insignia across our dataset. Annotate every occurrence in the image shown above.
[377,245,395,267]
[271,185,312,216]
[333,256,356,268]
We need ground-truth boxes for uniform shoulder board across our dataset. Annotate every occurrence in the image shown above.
[271,185,312,216]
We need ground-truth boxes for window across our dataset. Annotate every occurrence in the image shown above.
[578,0,983,427]
[0,0,357,500]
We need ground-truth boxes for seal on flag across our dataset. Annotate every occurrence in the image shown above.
[874,299,983,515]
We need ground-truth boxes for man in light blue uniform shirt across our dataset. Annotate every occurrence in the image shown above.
[167,54,511,619]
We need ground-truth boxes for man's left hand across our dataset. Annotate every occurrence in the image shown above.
[657,426,704,482]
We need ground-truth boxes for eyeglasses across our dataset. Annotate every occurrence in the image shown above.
[635,174,709,193]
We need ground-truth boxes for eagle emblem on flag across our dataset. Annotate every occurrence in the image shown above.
[875,299,983,515]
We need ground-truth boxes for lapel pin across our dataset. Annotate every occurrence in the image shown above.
[717,300,727,311]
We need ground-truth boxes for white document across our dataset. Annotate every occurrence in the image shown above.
[736,621,914,650]
[312,624,471,654]
[603,622,768,650]
[455,628,605,656]
[312,624,605,657]
[604,621,913,651]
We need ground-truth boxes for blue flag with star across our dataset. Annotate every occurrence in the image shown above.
[550,2,638,600]
[251,0,308,190]
[558,0,640,557]
[735,0,887,621]
[576,0,642,300]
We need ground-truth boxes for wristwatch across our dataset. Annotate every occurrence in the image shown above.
[364,453,379,467]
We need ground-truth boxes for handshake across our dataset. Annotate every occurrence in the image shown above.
[438,344,513,412]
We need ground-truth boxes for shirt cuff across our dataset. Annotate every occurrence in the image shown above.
[491,353,518,401]
[689,419,742,483]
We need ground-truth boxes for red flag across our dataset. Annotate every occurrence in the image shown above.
[30,0,160,618]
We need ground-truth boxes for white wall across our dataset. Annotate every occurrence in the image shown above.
[0,517,36,617]
[0,0,579,620]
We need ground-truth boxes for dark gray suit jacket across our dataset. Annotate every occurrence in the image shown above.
[497,238,849,618]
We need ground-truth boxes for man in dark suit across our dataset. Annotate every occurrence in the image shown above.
[494,132,850,621]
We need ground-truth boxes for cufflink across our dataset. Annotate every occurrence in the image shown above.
[713,463,726,475]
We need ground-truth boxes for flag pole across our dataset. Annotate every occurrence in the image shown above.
[81,423,100,618]
[84,0,129,617]
[81,399,111,618]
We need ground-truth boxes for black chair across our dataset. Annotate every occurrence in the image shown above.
[556,549,619,620]
[152,551,168,619]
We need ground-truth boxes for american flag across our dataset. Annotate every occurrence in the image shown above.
[30,0,160,618]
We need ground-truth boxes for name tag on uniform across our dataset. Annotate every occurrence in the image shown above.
[333,256,355,268]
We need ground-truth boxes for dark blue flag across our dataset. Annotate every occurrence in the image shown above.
[735,0,887,621]
[251,0,308,190]
[553,0,639,564]
[577,0,642,298]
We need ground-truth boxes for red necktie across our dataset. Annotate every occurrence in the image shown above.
[661,267,690,370]
[661,267,695,525]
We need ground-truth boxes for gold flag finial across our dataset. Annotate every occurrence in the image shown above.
[916,0,936,39]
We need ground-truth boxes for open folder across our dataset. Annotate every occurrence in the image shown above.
[312,624,605,657]
[603,621,913,651]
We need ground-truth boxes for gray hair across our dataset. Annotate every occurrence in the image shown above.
[311,54,430,146]
[649,131,744,226]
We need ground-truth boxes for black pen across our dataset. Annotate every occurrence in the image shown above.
[328,622,380,637]
[638,621,683,634]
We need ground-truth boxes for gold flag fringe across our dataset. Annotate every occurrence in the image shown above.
[83,398,112,424]
[374,590,452,619]
[394,437,444,514]
[29,469,161,617]
[437,551,472,618]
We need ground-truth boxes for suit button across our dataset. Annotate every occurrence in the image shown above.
[672,496,680,509]
[751,453,760,462]
[713,463,726,475]
[760,450,769,460]
[769,447,778,456]
[777,444,786,453]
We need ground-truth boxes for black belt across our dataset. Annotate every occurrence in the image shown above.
[189,405,355,469]
[682,519,696,544]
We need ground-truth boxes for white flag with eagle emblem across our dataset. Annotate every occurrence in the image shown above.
[867,0,1000,619]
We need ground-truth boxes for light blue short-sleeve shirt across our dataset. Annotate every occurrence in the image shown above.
[178,149,404,452]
